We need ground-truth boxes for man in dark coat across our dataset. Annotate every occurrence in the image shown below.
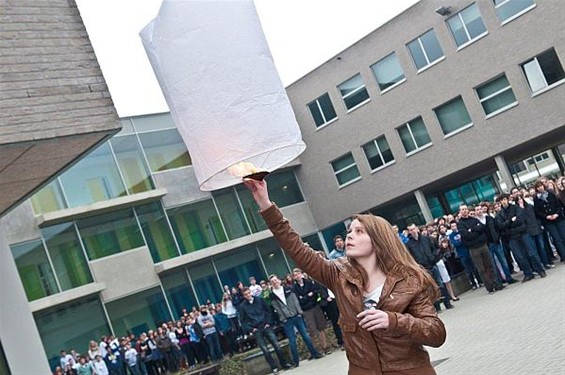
[533,180,565,262]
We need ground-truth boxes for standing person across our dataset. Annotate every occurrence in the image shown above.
[516,195,553,269]
[124,343,142,375]
[175,320,196,370]
[457,204,503,294]
[197,306,223,363]
[291,268,332,354]
[533,180,565,262]
[249,276,263,297]
[75,357,94,375]
[92,355,109,375]
[449,221,482,289]
[239,287,291,374]
[244,179,445,375]
[214,304,237,357]
[317,281,345,350]
[187,317,208,365]
[496,194,546,282]
[328,235,346,260]
[269,274,321,367]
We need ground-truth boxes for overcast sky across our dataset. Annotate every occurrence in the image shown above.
[75,0,420,117]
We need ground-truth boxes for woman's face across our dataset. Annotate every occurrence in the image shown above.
[345,219,373,259]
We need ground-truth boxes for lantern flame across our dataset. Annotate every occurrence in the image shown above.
[228,162,269,181]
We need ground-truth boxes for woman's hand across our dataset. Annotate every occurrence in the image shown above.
[357,309,389,331]
[243,179,273,211]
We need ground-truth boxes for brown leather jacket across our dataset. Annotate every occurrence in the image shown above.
[261,205,446,374]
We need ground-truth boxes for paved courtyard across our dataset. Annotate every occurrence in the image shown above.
[284,263,565,375]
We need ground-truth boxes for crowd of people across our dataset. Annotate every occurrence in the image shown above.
[54,175,565,375]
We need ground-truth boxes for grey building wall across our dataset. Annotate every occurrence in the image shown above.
[286,0,565,228]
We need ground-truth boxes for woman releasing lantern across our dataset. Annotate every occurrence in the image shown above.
[244,179,446,375]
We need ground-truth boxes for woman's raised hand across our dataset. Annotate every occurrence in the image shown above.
[243,179,273,211]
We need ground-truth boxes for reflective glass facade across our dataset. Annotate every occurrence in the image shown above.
[137,202,180,262]
[11,240,59,301]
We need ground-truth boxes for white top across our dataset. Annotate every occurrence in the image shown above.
[223,298,237,318]
[249,284,262,297]
[363,283,384,306]
[272,286,286,305]
[93,359,109,375]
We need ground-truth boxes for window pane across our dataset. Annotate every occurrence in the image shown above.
[410,118,432,147]
[420,30,444,63]
[30,180,66,215]
[377,137,394,163]
[267,171,304,207]
[398,125,417,153]
[235,184,268,233]
[307,101,325,127]
[106,287,172,337]
[343,88,370,109]
[136,202,179,262]
[338,75,364,97]
[362,141,383,170]
[131,113,177,133]
[161,271,198,319]
[336,165,361,186]
[213,188,250,240]
[257,239,289,279]
[11,240,58,301]
[318,93,337,122]
[434,97,472,135]
[76,208,144,260]
[110,135,154,194]
[477,75,511,98]
[461,4,487,39]
[34,296,110,372]
[538,49,565,86]
[523,59,546,92]
[482,89,517,114]
[447,15,468,46]
[407,40,428,70]
[168,200,227,254]
[332,153,355,172]
[43,223,93,291]
[215,245,266,291]
[371,53,405,91]
[427,196,445,219]
[138,128,192,172]
[495,0,534,22]
[188,261,221,304]
[60,143,127,207]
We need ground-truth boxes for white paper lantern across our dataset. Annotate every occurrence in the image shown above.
[140,0,306,191]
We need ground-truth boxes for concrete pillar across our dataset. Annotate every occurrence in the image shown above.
[495,155,516,191]
[414,189,434,224]
[0,219,50,375]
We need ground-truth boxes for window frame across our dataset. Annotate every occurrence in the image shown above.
[362,135,396,173]
[307,93,338,130]
[397,118,433,156]
[433,96,474,138]
[370,52,407,94]
[337,74,371,112]
[493,0,536,25]
[446,3,488,50]
[406,29,445,73]
[475,74,518,118]
[330,153,362,188]
[520,48,565,96]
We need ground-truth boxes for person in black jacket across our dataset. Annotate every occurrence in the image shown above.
[405,224,453,311]
[515,194,553,269]
[533,180,565,262]
[457,204,502,293]
[495,194,546,283]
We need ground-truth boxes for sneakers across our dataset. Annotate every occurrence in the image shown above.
[494,284,506,291]
[272,369,279,374]
[539,270,547,278]
[282,364,292,369]
[522,275,535,283]
[506,278,518,284]
[445,304,455,310]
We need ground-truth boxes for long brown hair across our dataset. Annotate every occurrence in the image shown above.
[350,214,439,302]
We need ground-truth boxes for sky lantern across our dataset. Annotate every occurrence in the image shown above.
[140,0,306,191]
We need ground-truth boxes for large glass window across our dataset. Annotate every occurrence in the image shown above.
[427,196,446,219]
[371,52,406,92]
[30,179,66,215]
[447,3,487,48]
[34,296,111,372]
[434,96,473,136]
[493,0,535,23]
[42,223,93,291]
[397,117,432,154]
[521,48,565,93]
[110,135,154,194]
[372,196,425,229]
[235,184,268,233]
[106,287,171,337]
[407,29,444,71]
[257,239,290,279]
[11,240,58,301]
[136,202,179,262]
[331,153,361,187]
[161,271,198,319]
[137,129,191,172]
[362,135,395,171]
[307,93,338,128]
[188,261,221,304]
[59,143,127,207]
[213,189,250,240]
[168,199,227,254]
[215,245,265,291]
[76,208,144,260]
[267,171,304,207]
[338,74,370,110]
[476,74,517,116]
[444,175,499,213]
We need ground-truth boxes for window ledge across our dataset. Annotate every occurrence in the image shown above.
[416,56,446,74]
[500,4,537,26]
[531,79,565,98]
[337,176,362,189]
[485,102,519,119]
[405,143,433,157]
[443,123,474,139]
[455,32,488,52]
[29,282,106,313]
[380,79,407,95]
[346,98,371,114]
[36,188,168,227]
[315,117,339,131]
[370,160,396,174]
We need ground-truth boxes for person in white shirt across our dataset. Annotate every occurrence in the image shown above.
[59,350,74,372]
[248,276,262,297]
[92,355,109,375]
[124,343,142,375]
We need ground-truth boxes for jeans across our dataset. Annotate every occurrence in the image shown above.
[428,265,451,309]
[253,326,288,370]
[509,235,544,277]
[488,242,512,282]
[545,220,565,261]
[525,233,549,266]
[459,254,482,287]
[204,332,223,362]
[283,315,320,365]
[470,243,499,292]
